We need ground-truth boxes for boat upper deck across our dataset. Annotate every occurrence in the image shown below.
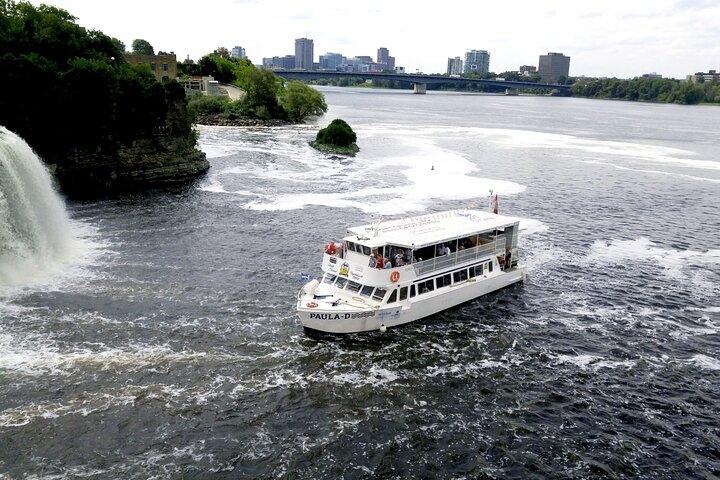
[345,209,520,249]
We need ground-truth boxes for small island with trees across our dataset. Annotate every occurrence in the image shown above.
[310,119,359,156]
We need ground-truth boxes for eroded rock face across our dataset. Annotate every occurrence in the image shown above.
[52,139,209,199]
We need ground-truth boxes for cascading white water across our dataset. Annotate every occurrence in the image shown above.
[0,126,75,285]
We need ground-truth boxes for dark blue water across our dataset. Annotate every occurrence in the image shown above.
[1,88,719,479]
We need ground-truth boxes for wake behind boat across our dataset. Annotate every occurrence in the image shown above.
[296,206,526,334]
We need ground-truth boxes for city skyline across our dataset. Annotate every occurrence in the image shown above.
[24,0,720,80]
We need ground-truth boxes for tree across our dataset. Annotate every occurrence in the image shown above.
[131,38,154,55]
[237,67,284,119]
[110,37,125,53]
[279,81,327,122]
[315,119,356,147]
[214,46,230,59]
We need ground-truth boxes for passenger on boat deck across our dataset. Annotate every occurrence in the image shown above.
[394,251,405,266]
[325,242,336,255]
[384,257,393,269]
[376,256,385,269]
[438,244,450,256]
[504,249,512,270]
[368,254,377,268]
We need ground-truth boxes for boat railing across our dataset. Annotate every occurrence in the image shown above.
[413,239,507,276]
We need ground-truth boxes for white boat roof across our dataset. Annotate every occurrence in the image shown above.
[345,209,519,249]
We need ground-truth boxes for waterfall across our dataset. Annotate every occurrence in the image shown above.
[0,126,75,285]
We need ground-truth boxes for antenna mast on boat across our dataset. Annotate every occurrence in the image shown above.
[488,189,499,214]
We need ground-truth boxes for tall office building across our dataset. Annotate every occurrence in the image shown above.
[231,46,246,59]
[447,57,463,75]
[538,52,570,83]
[319,52,345,70]
[295,38,314,70]
[376,47,395,71]
[463,50,490,75]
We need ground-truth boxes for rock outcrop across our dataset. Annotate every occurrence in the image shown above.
[50,138,209,199]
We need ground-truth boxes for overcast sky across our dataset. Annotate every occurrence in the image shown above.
[27,0,720,79]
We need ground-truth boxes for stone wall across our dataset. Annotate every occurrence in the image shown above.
[124,53,178,82]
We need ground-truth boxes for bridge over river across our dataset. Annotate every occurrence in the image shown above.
[274,70,571,94]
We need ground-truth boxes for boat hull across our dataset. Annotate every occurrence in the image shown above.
[297,267,526,334]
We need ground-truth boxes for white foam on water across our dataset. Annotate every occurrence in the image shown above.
[0,332,219,377]
[580,159,720,184]
[688,354,720,371]
[583,240,720,301]
[0,388,137,427]
[199,124,527,215]
[485,127,718,171]
[552,353,636,371]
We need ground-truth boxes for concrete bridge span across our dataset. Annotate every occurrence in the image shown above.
[273,70,571,94]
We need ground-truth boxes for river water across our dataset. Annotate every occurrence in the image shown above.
[1,87,719,479]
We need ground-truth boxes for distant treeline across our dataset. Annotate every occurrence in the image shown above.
[309,71,720,105]
[572,77,720,105]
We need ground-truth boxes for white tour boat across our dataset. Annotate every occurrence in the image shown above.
[296,207,527,334]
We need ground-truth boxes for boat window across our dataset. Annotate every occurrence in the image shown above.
[453,269,468,283]
[360,285,374,297]
[372,287,387,302]
[438,273,452,288]
[474,264,484,276]
[488,261,493,273]
[323,274,337,285]
[418,279,435,294]
[347,281,362,293]
[399,286,408,301]
[387,289,398,304]
[362,245,371,255]
[336,277,347,289]
[346,241,356,252]
[410,284,416,298]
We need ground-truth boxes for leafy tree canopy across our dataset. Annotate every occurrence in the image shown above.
[315,119,356,147]
[0,2,197,169]
[279,81,327,122]
[131,38,154,55]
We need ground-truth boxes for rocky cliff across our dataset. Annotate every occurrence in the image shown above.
[50,137,209,199]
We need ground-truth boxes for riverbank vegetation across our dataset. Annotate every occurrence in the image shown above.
[179,53,327,123]
[0,0,208,197]
[571,77,719,104]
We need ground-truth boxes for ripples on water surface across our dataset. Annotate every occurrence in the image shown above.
[1,89,719,478]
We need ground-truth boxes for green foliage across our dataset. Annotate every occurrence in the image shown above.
[279,81,327,122]
[571,76,718,105]
[195,54,238,83]
[0,1,197,168]
[110,37,125,53]
[237,67,285,119]
[315,119,356,147]
[131,38,154,55]
[187,92,231,115]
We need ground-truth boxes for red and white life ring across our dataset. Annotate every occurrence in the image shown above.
[390,271,400,283]
[306,301,319,308]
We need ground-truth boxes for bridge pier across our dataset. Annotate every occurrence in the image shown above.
[413,83,427,94]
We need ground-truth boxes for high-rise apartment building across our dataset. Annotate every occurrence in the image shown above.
[295,38,314,70]
[447,57,463,75]
[538,52,570,83]
[231,46,246,59]
[463,50,490,75]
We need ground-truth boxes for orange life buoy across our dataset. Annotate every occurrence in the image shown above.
[390,271,400,283]
[306,301,319,308]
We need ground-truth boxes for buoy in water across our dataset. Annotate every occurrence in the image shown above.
[379,324,387,333]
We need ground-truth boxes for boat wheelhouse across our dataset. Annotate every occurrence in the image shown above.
[296,209,526,334]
